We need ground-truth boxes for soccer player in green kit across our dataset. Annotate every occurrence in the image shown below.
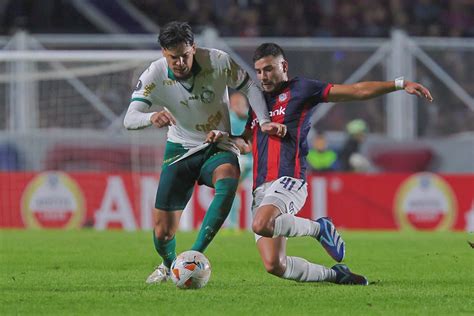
[123,22,286,283]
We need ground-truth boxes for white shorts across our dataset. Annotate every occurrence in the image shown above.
[251,176,308,241]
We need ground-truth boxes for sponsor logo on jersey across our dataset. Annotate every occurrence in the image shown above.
[250,106,287,129]
[143,82,156,97]
[21,172,85,229]
[179,93,210,108]
[163,79,177,86]
[395,172,456,231]
[270,106,286,117]
[195,111,223,132]
[223,68,232,77]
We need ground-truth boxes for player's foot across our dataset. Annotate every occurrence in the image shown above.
[315,217,345,262]
[331,264,368,285]
[145,263,170,284]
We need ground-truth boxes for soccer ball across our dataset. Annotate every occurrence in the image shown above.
[170,250,211,289]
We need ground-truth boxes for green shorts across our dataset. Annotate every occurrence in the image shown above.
[155,141,239,211]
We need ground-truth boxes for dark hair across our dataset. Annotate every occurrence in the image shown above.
[253,43,286,62]
[158,21,194,49]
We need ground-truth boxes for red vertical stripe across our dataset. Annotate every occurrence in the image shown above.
[265,135,281,182]
[294,103,310,178]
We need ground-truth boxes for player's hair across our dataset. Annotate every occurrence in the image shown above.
[253,43,287,62]
[158,21,194,49]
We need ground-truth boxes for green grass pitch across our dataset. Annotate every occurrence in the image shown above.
[1,229,473,315]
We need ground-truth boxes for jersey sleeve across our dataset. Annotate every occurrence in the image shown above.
[220,52,250,90]
[130,64,159,107]
[300,78,333,104]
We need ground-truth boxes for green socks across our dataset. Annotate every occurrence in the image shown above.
[153,230,176,268]
[153,178,238,266]
[191,178,239,252]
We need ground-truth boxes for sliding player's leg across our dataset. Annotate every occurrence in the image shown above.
[255,217,367,285]
[191,150,240,252]
[256,235,336,282]
[253,177,345,262]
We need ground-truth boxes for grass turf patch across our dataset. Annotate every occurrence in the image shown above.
[1,230,473,315]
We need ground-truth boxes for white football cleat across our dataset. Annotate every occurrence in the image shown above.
[145,263,170,284]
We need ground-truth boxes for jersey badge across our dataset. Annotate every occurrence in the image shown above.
[134,80,142,91]
[200,88,215,104]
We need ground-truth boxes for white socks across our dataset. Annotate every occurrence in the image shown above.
[282,256,336,282]
[273,213,320,238]
[272,215,334,283]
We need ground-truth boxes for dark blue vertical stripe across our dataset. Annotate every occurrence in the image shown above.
[298,106,316,178]
[255,128,268,188]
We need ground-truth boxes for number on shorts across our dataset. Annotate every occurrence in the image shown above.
[280,177,297,191]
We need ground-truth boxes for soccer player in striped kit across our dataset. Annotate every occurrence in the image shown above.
[207,43,432,285]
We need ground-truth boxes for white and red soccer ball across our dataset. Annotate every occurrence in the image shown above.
[170,250,211,289]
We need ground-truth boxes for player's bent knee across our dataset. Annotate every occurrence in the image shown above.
[154,226,175,241]
[263,258,286,277]
[252,218,273,237]
[213,164,240,181]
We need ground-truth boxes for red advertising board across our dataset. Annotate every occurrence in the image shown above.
[1,172,473,231]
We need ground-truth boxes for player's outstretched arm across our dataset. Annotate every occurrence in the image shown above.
[404,80,433,101]
[326,79,433,103]
[235,78,287,137]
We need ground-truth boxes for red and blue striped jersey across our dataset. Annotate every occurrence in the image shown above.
[246,77,332,189]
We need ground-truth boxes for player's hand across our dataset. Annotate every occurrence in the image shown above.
[205,130,229,143]
[261,122,287,137]
[231,137,252,154]
[150,110,176,128]
[404,81,433,102]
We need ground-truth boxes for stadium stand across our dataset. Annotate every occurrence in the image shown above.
[1,1,473,37]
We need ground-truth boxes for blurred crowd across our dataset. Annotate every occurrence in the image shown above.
[133,0,474,37]
[1,0,473,37]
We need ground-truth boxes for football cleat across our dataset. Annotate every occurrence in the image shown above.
[331,264,368,285]
[315,217,345,262]
[145,263,170,284]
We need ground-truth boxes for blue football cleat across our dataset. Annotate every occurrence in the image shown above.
[331,264,369,285]
[315,217,345,262]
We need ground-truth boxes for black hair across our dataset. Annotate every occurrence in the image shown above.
[253,43,286,62]
[158,21,194,49]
